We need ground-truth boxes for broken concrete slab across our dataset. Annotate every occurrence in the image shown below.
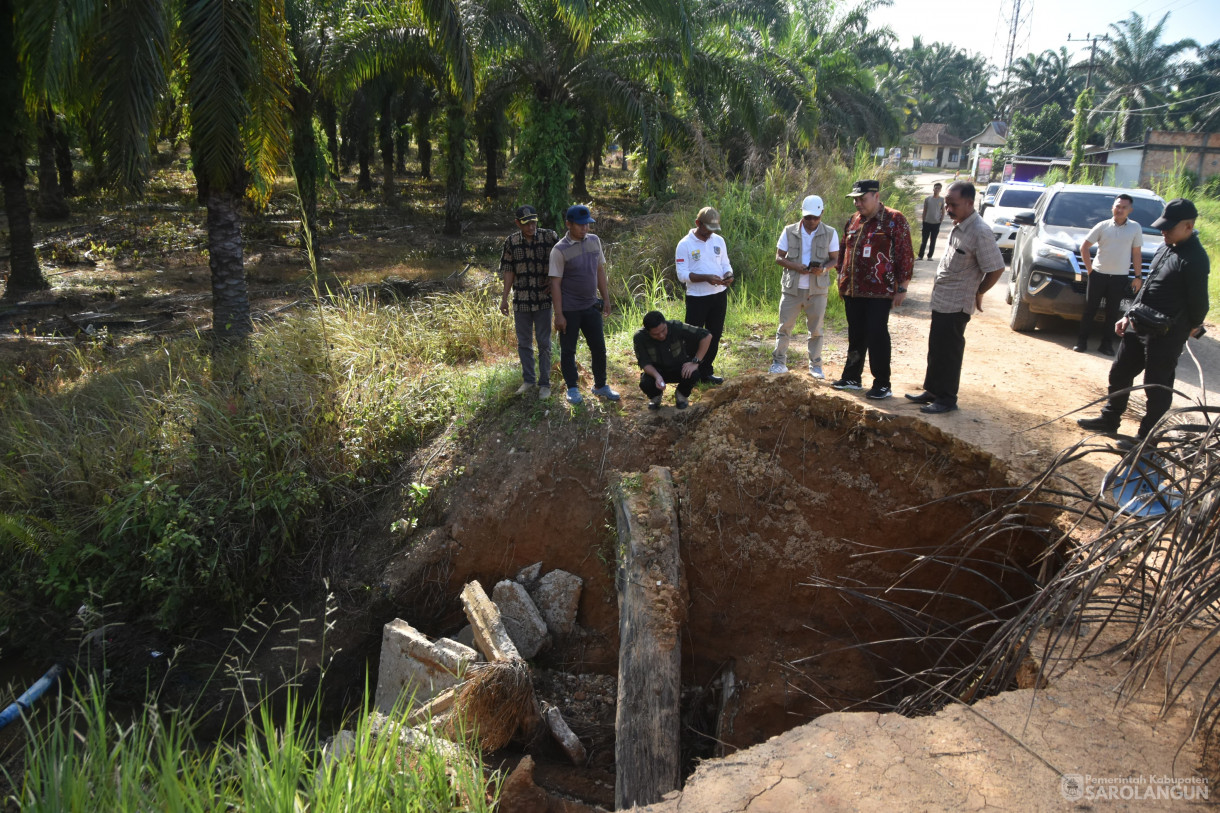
[542,702,588,766]
[374,619,477,715]
[492,579,551,659]
[531,569,583,636]
[460,580,522,662]
[452,624,478,653]
[515,561,543,589]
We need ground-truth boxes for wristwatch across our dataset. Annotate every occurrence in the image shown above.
[692,357,703,365]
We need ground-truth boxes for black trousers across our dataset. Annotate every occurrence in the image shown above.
[840,296,892,387]
[639,366,698,399]
[918,223,941,259]
[1077,273,1130,347]
[1100,325,1190,438]
[684,289,727,379]
[558,305,607,389]
[922,310,971,406]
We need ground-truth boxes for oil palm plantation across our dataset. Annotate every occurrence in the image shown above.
[1090,12,1197,141]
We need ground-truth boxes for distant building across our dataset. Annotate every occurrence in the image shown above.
[965,121,1008,154]
[1140,130,1220,187]
[1084,143,1145,188]
[906,123,964,169]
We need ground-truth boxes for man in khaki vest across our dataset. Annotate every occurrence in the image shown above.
[769,195,839,379]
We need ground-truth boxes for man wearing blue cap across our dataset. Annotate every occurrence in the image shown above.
[549,205,620,405]
[1078,198,1210,440]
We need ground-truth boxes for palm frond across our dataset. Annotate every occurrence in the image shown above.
[244,0,294,207]
[183,0,254,192]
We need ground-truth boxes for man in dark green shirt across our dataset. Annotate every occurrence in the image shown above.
[633,311,713,410]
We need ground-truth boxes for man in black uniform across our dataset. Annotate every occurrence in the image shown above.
[633,310,713,410]
[1077,198,1210,440]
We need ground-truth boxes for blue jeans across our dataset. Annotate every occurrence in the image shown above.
[514,308,552,386]
[559,305,607,389]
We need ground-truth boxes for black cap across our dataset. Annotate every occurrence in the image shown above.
[565,204,596,224]
[1151,198,1199,230]
[514,205,539,222]
[847,179,880,197]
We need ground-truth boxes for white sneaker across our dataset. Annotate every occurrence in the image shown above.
[515,382,534,395]
[538,386,551,399]
[768,362,788,374]
[808,365,824,379]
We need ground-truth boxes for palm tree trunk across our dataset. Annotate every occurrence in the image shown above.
[571,145,589,201]
[204,188,252,343]
[416,98,433,180]
[395,91,410,174]
[379,89,395,206]
[354,90,373,193]
[443,100,467,235]
[289,84,318,239]
[55,118,74,196]
[319,96,339,176]
[36,107,69,220]
[0,0,48,298]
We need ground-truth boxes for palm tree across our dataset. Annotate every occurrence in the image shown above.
[1168,39,1220,132]
[1090,12,1197,141]
[1003,48,1081,118]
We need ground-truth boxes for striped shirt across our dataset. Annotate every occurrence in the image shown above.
[931,211,1006,315]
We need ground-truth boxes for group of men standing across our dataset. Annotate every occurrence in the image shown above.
[500,182,1210,437]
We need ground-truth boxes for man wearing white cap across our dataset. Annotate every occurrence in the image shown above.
[769,195,840,378]
[675,206,734,384]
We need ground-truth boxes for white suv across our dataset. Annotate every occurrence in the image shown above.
[982,182,1045,256]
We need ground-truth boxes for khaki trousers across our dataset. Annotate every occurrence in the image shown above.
[772,287,827,366]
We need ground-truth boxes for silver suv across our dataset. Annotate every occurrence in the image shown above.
[1005,184,1165,331]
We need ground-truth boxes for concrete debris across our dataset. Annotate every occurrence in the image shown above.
[452,624,478,653]
[515,561,543,588]
[542,702,588,766]
[492,579,551,659]
[374,619,477,714]
[531,569,583,636]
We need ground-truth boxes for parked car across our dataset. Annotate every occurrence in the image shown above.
[1006,184,1165,331]
[979,182,1001,214]
[982,182,1045,257]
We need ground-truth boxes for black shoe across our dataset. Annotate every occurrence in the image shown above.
[865,385,892,400]
[1077,415,1120,432]
[920,402,958,414]
[1072,344,1087,353]
[904,391,936,404]
[831,378,863,391]
[701,374,724,385]
[1099,344,1115,356]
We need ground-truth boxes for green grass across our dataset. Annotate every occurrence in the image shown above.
[1195,197,1220,315]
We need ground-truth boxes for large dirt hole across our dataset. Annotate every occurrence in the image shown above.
[381,374,1048,806]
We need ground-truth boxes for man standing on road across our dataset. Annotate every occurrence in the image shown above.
[917,183,945,261]
[675,206,733,384]
[633,310,713,410]
[550,205,620,406]
[1077,198,1210,440]
[904,181,1006,414]
[769,194,839,379]
[832,179,915,400]
[500,204,559,399]
[1074,193,1144,356]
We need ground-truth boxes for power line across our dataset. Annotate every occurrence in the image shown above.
[1086,88,1220,114]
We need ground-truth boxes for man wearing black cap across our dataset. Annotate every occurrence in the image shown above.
[1078,198,1210,440]
[549,205,620,405]
[832,179,915,400]
[500,205,559,399]
[675,206,734,384]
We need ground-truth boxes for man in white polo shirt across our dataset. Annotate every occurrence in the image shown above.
[1074,193,1144,356]
[675,206,734,384]
[769,194,839,378]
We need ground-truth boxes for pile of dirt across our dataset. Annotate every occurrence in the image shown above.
[368,370,1050,803]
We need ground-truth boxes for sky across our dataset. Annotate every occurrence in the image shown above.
[869,0,1219,70]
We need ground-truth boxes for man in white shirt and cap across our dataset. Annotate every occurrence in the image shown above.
[769,194,840,378]
[675,206,735,384]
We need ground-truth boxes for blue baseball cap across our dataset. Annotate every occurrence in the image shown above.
[565,205,596,224]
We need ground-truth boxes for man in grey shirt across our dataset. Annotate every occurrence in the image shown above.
[905,181,1005,414]
[917,183,945,260]
[1074,193,1144,356]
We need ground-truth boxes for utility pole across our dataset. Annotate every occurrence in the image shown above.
[997,0,1031,116]
[1067,33,1110,89]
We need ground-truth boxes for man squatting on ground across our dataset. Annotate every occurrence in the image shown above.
[904,181,1005,414]
[1078,198,1210,440]
[500,204,558,399]
[675,206,733,384]
[634,311,713,410]
[770,194,839,379]
[833,179,915,400]
[550,204,620,406]
[1074,193,1144,356]
[917,182,945,261]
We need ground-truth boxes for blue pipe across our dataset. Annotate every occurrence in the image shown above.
[0,664,64,730]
